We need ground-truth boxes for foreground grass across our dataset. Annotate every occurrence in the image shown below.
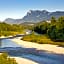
[0,53,17,64]
[22,34,64,47]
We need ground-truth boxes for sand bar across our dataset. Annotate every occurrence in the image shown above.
[11,57,38,64]
[11,38,64,54]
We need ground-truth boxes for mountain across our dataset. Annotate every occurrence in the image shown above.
[4,10,64,24]
[4,18,15,24]
[4,18,22,24]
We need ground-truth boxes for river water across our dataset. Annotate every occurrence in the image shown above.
[0,39,64,64]
[0,39,22,48]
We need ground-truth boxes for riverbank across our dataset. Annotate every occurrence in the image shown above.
[11,38,64,54]
[0,54,38,64]
[0,37,64,64]
[11,57,38,64]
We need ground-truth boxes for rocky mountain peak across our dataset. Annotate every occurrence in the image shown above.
[4,10,64,24]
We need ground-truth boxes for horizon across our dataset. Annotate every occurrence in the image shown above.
[0,0,64,21]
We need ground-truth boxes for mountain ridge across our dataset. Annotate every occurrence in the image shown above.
[4,10,64,24]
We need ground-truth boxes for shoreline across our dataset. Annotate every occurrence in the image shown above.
[0,36,64,64]
[11,38,64,54]
[11,57,38,64]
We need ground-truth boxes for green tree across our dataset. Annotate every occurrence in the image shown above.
[47,16,64,41]
[51,16,56,24]
[34,21,49,34]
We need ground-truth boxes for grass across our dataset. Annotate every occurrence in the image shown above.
[0,31,24,37]
[22,33,64,47]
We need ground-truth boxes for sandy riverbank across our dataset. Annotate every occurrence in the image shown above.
[0,53,38,64]
[11,57,38,64]
[11,38,64,54]
[0,37,64,64]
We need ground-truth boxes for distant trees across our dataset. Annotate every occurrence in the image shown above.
[34,16,64,42]
[34,21,50,34]
[0,22,34,36]
[48,16,64,41]
[51,16,56,24]
[0,23,24,32]
[0,22,25,36]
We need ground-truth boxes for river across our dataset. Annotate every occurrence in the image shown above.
[0,39,64,64]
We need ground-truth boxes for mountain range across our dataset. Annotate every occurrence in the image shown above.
[4,10,64,24]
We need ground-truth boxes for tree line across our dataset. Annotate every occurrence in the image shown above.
[0,22,25,36]
[34,16,64,42]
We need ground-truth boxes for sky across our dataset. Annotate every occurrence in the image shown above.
[0,0,64,21]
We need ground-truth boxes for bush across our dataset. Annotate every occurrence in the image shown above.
[0,53,17,64]
[22,33,64,46]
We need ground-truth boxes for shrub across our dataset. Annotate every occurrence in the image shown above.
[0,53,17,64]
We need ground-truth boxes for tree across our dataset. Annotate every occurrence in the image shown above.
[34,21,49,34]
[51,16,56,24]
[47,16,64,41]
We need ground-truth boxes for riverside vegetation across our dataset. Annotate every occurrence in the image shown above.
[22,16,64,47]
[0,53,17,64]
[0,22,26,36]
[0,22,33,36]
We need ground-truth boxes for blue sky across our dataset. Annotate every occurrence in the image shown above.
[0,0,64,21]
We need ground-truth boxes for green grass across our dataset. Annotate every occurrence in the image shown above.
[22,33,64,47]
[0,53,17,64]
[0,31,24,36]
